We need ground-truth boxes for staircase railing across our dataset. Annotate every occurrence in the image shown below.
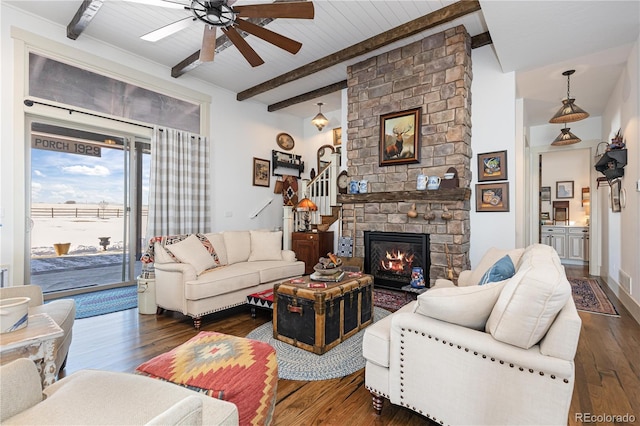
[283,152,341,249]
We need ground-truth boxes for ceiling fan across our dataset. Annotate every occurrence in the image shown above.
[136,0,315,67]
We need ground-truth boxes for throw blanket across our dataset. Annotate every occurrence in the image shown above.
[140,233,218,264]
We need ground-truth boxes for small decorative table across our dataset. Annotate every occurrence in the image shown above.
[246,289,275,318]
[0,313,64,387]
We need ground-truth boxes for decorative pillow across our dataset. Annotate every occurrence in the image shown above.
[478,255,515,285]
[142,234,219,265]
[486,244,572,349]
[165,234,218,275]
[223,231,251,264]
[462,247,525,287]
[248,231,283,262]
[136,331,278,426]
[413,279,509,330]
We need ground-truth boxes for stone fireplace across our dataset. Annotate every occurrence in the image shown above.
[339,26,472,285]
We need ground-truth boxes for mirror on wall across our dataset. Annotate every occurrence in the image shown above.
[317,144,335,172]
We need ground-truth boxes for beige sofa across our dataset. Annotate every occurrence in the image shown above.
[0,285,75,378]
[0,358,238,425]
[363,244,582,425]
[153,230,305,328]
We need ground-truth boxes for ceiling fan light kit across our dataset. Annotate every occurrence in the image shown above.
[312,102,328,131]
[141,0,314,67]
[549,69,589,145]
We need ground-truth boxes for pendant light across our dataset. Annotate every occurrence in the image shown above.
[549,70,590,124]
[311,102,329,131]
[551,125,582,146]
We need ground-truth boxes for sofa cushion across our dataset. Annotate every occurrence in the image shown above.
[166,234,219,275]
[478,255,515,285]
[242,260,305,283]
[223,231,251,264]
[185,264,259,300]
[248,230,283,261]
[464,247,525,286]
[362,302,416,368]
[412,279,509,330]
[486,244,572,349]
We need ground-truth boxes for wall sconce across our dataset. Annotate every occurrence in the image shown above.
[311,102,329,131]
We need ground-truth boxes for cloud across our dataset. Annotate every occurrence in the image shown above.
[33,170,45,177]
[62,165,110,176]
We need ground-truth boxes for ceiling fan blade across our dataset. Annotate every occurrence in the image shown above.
[234,2,314,19]
[199,26,216,62]
[222,27,265,67]
[141,16,193,41]
[235,19,302,54]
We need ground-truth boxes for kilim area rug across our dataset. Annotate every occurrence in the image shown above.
[373,288,412,312]
[246,307,390,381]
[569,277,619,316]
[48,285,137,319]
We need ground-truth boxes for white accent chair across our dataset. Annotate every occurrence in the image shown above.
[0,285,75,377]
[363,244,582,425]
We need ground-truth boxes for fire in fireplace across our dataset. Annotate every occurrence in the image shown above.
[364,231,430,290]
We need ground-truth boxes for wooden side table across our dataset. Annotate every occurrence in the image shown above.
[292,231,334,275]
[0,313,64,387]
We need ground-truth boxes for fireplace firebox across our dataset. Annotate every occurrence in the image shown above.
[364,231,430,290]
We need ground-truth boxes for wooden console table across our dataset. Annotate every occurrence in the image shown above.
[0,313,64,387]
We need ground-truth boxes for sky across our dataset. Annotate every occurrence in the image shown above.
[31,145,149,205]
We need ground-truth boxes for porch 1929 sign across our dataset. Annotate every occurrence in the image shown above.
[31,135,101,157]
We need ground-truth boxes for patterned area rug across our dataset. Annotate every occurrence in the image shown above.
[374,288,412,312]
[246,307,390,381]
[569,277,619,316]
[49,285,137,319]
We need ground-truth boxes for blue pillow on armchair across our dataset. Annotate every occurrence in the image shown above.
[478,254,515,285]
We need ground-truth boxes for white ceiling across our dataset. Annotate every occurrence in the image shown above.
[6,0,640,125]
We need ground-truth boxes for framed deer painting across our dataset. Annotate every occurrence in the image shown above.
[379,107,421,166]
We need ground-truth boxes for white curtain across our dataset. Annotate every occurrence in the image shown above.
[147,127,211,238]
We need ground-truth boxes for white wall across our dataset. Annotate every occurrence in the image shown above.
[600,37,639,319]
[0,4,302,284]
[469,45,517,267]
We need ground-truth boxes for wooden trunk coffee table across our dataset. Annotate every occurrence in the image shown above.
[273,273,373,354]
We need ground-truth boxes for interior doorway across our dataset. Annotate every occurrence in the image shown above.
[28,120,150,296]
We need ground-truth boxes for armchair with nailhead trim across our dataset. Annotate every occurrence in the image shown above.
[363,244,581,425]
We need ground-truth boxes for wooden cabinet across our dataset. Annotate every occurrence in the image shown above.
[541,226,588,264]
[292,231,334,275]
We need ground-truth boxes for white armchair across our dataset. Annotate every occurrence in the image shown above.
[0,285,75,377]
[363,244,581,425]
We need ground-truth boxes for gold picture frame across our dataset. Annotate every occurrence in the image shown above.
[332,127,342,146]
[476,182,509,212]
[252,157,270,187]
[379,108,421,166]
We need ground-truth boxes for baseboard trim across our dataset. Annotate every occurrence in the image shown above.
[606,275,640,325]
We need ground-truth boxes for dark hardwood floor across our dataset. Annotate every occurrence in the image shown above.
[60,266,640,425]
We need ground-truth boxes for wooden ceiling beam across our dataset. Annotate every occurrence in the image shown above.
[237,0,481,101]
[67,0,104,40]
[265,31,491,112]
[471,31,492,49]
[268,80,347,112]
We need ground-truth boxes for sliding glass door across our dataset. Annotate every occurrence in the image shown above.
[27,119,149,296]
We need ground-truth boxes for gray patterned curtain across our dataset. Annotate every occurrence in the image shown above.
[146,127,211,238]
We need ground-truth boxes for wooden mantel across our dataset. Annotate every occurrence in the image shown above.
[337,188,471,204]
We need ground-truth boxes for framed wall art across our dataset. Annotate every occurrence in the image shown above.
[477,150,507,181]
[252,157,270,187]
[379,107,421,166]
[332,127,342,146]
[556,180,574,199]
[541,186,551,201]
[476,182,509,212]
[610,178,621,212]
